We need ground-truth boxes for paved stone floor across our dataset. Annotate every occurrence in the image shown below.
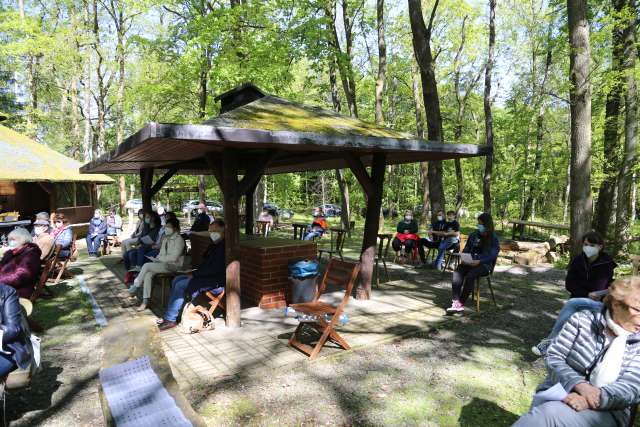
[86,249,566,391]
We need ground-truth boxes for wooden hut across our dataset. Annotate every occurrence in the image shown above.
[0,124,113,228]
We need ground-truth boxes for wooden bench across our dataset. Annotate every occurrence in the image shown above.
[508,219,569,242]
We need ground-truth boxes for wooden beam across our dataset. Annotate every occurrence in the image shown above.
[140,167,154,212]
[150,168,177,197]
[357,153,386,300]
[237,150,277,196]
[205,153,223,189]
[245,180,258,236]
[221,149,241,328]
[345,153,374,197]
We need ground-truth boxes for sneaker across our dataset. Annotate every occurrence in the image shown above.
[158,320,178,331]
[127,284,140,295]
[532,339,551,357]
[446,300,464,314]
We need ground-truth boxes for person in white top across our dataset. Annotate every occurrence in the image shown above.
[128,217,185,311]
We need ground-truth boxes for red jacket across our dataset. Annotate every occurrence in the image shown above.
[0,243,41,298]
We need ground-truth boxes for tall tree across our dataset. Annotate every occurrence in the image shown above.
[411,58,429,226]
[482,0,496,214]
[593,0,626,238]
[408,0,445,219]
[567,0,593,256]
[374,0,386,125]
[613,0,638,254]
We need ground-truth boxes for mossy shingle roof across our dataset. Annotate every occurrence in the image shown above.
[0,125,113,183]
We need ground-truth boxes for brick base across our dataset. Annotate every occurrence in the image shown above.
[239,238,317,309]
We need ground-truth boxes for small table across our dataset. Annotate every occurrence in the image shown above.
[292,223,307,240]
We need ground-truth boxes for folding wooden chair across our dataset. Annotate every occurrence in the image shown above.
[51,232,78,285]
[470,263,497,312]
[374,233,392,288]
[288,258,360,360]
[318,228,347,261]
[31,251,57,302]
[205,288,225,317]
[255,220,271,237]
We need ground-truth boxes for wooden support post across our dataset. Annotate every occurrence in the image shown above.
[356,153,386,300]
[221,149,241,327]
[140,168,154,212]
[245,180,258,235]
[150,168,177,198]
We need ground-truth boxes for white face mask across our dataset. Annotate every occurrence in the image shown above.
[210,231,221,242]
[94,213,100,219]
[405,216,412,221]
[34,226,45,236]
[8,240,18,248]
[164,227,174,236]
[583,245,600,258]
[437,215,443,221]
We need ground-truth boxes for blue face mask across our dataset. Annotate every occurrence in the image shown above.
[477,224,486,233]
[144,218,150,224]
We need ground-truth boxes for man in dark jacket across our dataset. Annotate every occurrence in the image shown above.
[565,231,617,299]
[157,219,225,331]
[190,202,211,232]
[86,209,107,257]
[0,284,31,377]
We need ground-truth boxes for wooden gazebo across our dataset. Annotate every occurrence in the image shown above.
[80,83,490,327]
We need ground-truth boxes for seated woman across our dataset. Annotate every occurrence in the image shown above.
[32,219,55,262]
[51,213,73,259]
[303,208,328,241]
[392,210,419,262]
[121,209,147,253]
[128,217,185,311]
[0,284,32,378]
[86,209,107,257]
[446,212,499,314]
[0,228,41,299]
[124,211,161,274]
[566,231,616,299]
[532,231,617,356]
[514,276,640,427]
[105,208,123,237]
[157,219,226,331]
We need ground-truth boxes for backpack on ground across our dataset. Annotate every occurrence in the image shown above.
[179,303,214,334]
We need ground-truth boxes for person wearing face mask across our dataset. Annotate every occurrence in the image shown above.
[514,276,640,427]
[31,212,52,236]
[121,209,147,254]
[392,210,420,262]
[32,219,55,262]
[446,212,500,314]
[105,208,123,237]
[417,210,448,267]
[157,219,226,331]
[0,283,32,379]
[51,213,73,260]
[190,202,211,233]
[0,228,41,299]
[86,209,107,257]
[531,231,617,357]
[303,208,328,241]
[127,217,185,311]
[123,212,161,282]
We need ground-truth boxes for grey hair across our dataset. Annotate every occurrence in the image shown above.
[35,211,50,221]
[8,227,32,245]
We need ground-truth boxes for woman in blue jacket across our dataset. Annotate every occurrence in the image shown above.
[446,212,500,314]
[0,284,31,377]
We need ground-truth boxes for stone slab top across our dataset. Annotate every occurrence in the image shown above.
[239,237,316,250]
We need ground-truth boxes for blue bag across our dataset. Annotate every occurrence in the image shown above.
[288,259,319,279]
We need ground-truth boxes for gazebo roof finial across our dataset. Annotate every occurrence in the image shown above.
[215,82,266,114]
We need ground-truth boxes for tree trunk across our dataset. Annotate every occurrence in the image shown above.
[374,0,386,125]
[119,176,127,215]
[26,55,38,136]
[613,0,637,255]
[567,0,594,257]
[411,60,429,227]
[341,0,358,118]
[336,169,350,230]
[325,1,357,118]
[632,172,637,221]
[408,0,445,221]
[593,0,626,237]
[329,56,341,113]
[482,0,496,215]
[82,0,92,161]
[115,26,126,147]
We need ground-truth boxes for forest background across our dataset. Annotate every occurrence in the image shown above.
[0,0,638,256]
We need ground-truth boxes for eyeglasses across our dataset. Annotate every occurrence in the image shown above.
[615,300,640,315]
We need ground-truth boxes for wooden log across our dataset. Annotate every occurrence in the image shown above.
[513,250,545,266]
[549,235,570,251]
[513,241,550,252]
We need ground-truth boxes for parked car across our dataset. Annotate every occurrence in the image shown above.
[317,204,342,217]
[182,199,223,216]
[124,199,157,212]
[262,202,293,220]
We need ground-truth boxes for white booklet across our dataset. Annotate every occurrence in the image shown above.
[459,253,473,264]
[532,383,568,407]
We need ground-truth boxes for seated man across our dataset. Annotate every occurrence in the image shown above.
[86,209,107,257]
[417,210,447,266]
[0,284,32,378]
[157,219,226,331]
[303,208,328,241]
[392,210,419,261]
[190,202,211,232]
[32,219,55,262]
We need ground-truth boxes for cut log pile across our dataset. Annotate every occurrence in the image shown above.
[499,235,569,266]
